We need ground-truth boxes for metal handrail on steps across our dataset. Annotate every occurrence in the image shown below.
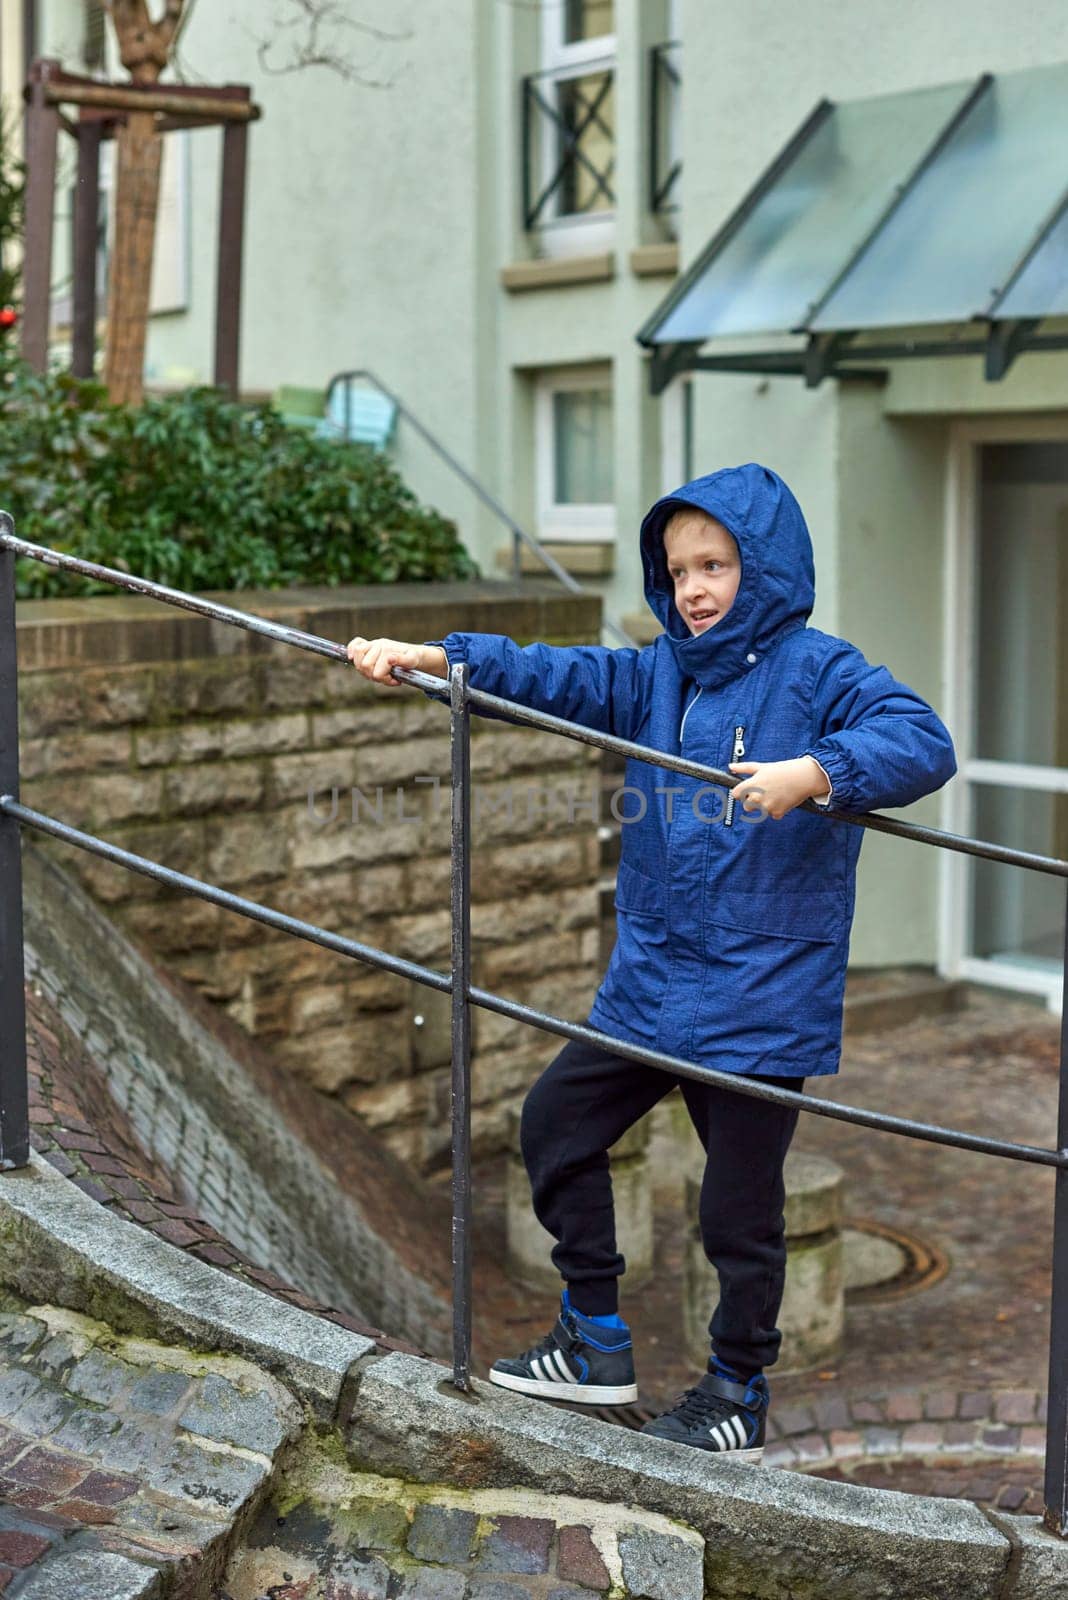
[325,368,639,651]
[2,523,1067,1533]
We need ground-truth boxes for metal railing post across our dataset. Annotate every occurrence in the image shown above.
[0,534,29,1170]
[1045,884,1068,1536]
[449,662,473,1389]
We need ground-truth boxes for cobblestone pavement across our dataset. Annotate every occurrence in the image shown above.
[469,984,1063,1513]
[222,1465,704,1600]
[0,1298,301,1596]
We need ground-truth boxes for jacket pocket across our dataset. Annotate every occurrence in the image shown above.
[614,860,665,922]
[708,889,844,945]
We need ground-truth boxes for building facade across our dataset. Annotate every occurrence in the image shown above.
[7,0,1067,1005]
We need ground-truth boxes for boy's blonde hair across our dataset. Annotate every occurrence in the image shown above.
[662,506,735,546]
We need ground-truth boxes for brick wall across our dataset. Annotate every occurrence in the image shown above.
[15,582,604,1169]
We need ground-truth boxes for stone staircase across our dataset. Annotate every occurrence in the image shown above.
[0,1298,301,1599]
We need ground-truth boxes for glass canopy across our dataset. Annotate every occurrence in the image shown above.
[639,61,1068,382]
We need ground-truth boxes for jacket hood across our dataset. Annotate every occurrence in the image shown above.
[640,463,815,689]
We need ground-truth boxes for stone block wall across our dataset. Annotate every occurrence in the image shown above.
[15,582,604,1169]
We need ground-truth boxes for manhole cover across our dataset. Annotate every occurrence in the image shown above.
[844,1229,909,1290]
[843,1217,948,1303]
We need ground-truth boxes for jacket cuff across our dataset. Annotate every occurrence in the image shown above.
[806,755,834,807]
[419,636,457,694]
[422,636,454,667]
[802,746,850,809]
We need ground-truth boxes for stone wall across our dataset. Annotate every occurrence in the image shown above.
[15,581,603,1168]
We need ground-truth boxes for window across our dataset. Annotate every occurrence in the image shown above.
[84,1,107,71]
[522,1,616,253]
[649,39,681,223]
[660,375,694,494]
[536,369,615,540]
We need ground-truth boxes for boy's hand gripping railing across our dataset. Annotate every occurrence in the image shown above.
[3,520,1068,1530]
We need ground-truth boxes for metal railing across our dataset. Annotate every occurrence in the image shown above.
[522,58,616,229]
[324,369,638,651]
[2,518,1068,1533]
[649,40,681,217]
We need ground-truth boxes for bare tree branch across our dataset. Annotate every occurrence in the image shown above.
[251,0,411,90]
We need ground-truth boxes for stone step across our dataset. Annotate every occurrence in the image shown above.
[0,1296,303,1600]
[843,970,968,1036]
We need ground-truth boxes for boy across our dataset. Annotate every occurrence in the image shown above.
[347,463,957,1462]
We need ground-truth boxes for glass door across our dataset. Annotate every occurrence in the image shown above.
[949,433,1068,1010]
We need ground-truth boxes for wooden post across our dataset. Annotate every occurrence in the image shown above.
[71,119,103,379]
[214,107,249,397]
[21,61,61,373]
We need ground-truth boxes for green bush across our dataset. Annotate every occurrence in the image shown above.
[1,365,481,598]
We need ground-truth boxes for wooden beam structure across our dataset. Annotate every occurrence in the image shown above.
[20,61,260,398]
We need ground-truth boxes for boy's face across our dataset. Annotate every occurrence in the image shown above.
[663,512,741,635]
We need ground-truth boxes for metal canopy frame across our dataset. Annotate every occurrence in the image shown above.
[21,58,261,394]
[639,70,1068,392]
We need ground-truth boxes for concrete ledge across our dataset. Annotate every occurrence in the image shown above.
[0,1152,375,1416]
[620,610,663,645]
[494,541,616,578]
[342,1352,1051,1600]
[629,242,679,277]
[14,581,601,671]
[500,254,615,292]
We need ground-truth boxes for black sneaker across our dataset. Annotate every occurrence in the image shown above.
[640,1363,769,1462]
[488,1292,638,1406]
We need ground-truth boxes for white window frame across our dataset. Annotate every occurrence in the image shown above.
[535,366,616,542]
[660,374,694,494]
[533,1,616,257]
[942,413,1068,1015]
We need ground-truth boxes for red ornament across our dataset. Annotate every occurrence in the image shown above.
[0,308,17,329]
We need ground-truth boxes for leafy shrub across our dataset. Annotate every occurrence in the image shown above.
[1,365,480,598]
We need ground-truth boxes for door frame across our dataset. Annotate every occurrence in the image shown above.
[942,413,1068,1014]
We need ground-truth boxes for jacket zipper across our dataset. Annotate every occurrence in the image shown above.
[724,723,746,827]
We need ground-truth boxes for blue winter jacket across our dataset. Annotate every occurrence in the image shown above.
[427,463,957,1079]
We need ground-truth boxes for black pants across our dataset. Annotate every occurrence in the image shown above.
[519,1037,805,1373]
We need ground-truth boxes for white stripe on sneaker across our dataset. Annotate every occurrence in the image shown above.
[551,1348,573,1383]
[728,1414,747,1449]
[530,1356,547,1382]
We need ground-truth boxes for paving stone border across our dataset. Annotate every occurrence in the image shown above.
[762,1385,1052,1520]
[5,1153,1068,1596]
[767,1385,1047,1470]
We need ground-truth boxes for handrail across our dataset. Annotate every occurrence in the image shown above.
[323,369,639,650]
[2,522,1067,1534]
[0,793,1061,1172]
[2,525,1063,880]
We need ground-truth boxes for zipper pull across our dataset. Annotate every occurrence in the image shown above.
[724,724,746,828]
